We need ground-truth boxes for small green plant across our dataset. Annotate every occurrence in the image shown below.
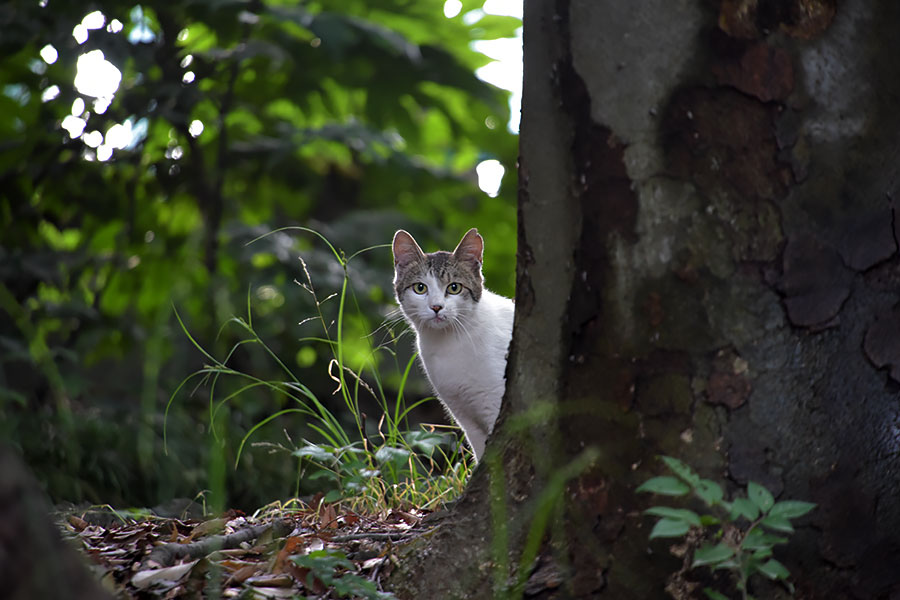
[288,426,470,511]
[293,549,395,599]
[637,456,816,600]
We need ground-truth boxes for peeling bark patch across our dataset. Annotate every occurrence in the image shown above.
[731,199,784,263]
[778,234,852,328]
[663,87,788,262]
[712,41,794,102]
[614,367,636,412]
[895,203,900,248]
[643,291,664,328]
[556,54,637,334]
[504,445,537,504]
[854,540,900,599]
[570,469,609,518]
[727,441,784,497]
[515,198,537,318]
[810,466,877,569]
[864,256,900,292]
[573,124,636,242]
[523,555,564,596]
[718,0,761,40]
[718,0,836,40]
[838,211,898,271]
[633,350,695,415]
[706,349,751,411]
[664,87,788,202]
[863,307,900,382]
[780,0,837,39]
[773,104,810,183]
[706,372,751,409]
[637,374,693,417]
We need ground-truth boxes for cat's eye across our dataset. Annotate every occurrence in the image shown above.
[412,282,428,295]
[446,282,463,295]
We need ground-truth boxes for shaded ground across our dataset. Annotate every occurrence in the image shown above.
[57,499,432,599]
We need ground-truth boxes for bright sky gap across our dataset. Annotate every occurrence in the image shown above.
[39,3,523,191]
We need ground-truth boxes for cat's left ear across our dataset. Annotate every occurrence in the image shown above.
[453,228,483,265]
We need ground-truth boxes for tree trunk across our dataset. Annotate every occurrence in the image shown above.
[0,446,114,600]
[390,1,900,598]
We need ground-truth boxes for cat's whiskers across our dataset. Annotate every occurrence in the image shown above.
[380,321,413,343]
[451,312,478,352]
[368,312,412,347]
[368,308,406,336]
[382,307,405,319]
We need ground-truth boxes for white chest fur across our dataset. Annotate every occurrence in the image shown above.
[412,289,513,460]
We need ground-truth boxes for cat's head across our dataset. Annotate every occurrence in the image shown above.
[392,228,484,331]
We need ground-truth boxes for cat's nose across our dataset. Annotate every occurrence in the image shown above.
[430,304,443,314]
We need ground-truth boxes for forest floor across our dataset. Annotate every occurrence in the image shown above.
[58,497,433,599]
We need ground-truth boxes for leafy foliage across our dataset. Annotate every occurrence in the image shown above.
[293,549,395,599]
[0,0,518,506]
[638,456,816,600]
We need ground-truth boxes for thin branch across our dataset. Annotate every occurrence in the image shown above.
[142,519,293,568]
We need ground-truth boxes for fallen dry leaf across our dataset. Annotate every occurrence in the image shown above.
[132,560,199,589]
[224,563,260,584]
[68,515,88,531]
[189,518,227,539]
[246,574,294,588]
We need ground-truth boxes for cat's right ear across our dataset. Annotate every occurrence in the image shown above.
[392,230,425,268]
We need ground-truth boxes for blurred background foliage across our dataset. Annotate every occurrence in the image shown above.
[0,0,518,509]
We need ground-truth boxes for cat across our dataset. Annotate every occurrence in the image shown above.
[392,228,514,461]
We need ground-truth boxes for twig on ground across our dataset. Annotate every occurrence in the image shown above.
[143,519,293,568]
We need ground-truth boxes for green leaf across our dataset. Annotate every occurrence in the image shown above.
[760,515,794,533]
[729,496,760,521]
[649,518,691,539]
[747,481,775,514]
[637,476,690,496]
[467,14,522,39]
[404,430,453,456]
[293,444,334,463]
[742,528,788,550]
[756,558,790,580]
[293,549,354,574]
[751,547,773,560]
[713,559,740,571]
[323,489,343,503]
[768,500,816,520]
[374,445,411,466]
[703,588,731,600]
[695,479,724,506]
[644,506,702,527]
[700,514,721,526]
[660,455,700,485]
[308,469,338,482]
[692,543,736,567]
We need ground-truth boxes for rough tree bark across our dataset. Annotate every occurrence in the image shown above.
[390,1,900,598]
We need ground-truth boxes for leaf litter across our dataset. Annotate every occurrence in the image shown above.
[57,495,430,599]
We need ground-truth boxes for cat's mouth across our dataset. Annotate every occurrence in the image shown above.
[426,314,450,327]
